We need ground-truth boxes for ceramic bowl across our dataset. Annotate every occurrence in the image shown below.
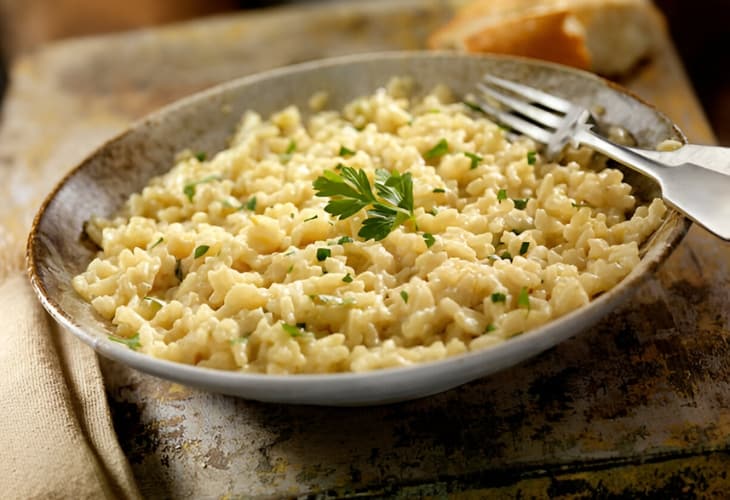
[27,52,689,406]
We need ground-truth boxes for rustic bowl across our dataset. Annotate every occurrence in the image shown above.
[27,52,689,405]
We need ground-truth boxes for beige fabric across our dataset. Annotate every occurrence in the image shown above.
[0,270,141,500]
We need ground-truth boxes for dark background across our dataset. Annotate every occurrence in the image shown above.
[0,0,727,144]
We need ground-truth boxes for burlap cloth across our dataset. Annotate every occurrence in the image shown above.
[0,246,141,499]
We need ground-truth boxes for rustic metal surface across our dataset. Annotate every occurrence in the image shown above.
[2,0,729,497]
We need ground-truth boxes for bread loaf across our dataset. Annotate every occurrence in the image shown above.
[428,0,667,75]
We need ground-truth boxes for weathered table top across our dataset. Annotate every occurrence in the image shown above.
[3,1,729,497]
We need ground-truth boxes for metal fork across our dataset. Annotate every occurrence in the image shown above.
[476,75,730,241]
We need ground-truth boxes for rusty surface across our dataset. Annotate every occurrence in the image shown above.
[2,0,729,497]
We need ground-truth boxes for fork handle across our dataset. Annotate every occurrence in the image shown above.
[575,129,730,240]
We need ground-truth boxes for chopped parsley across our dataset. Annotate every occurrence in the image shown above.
[337,236,353,245]
[519,242,530,256]
[245,197,257,211]
[432,188,446,193]
[194,245,209,259]
[183,175,222,202]
[195,151,207,162]
[424,138,449,160]
[463,101,485,114]
[143,296,165,309]
[282,323,305,337]
[485,324,497,333]
[518,287,530,311]
[316,248,331,261]
[285,140,297,154]
[464,152,483,169]
[148,237,164,250]
[174,259,183,282]
[497,189,508,202]
[513,198,529,210]
[109,332,141,350]
[342,273,353,283]
[287,264,294,274]
[527,151,537,165]
[313,165,415,241]
[491,292,507,303]
[500,251,513,261]
[423,232,436,248]
[303,214,318,222]
[400,291,409,304]
[339,145,356,157]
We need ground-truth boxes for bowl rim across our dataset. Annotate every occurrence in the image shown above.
[25,50,691,394]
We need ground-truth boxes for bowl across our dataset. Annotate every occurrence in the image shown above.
[26,52,689,406]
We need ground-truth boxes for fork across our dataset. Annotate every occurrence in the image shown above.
[476,75,730,241]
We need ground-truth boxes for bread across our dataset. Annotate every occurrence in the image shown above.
[428,0,667,75]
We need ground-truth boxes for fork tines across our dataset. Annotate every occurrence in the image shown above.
[475,74,576,147]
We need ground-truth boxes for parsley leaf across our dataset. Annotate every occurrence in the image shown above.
[316,248,331,261]
[339,145,356,157]
[527,151,537,165]
[342,273,353,283]
[313,165,415,241]
[282,323,305,337]
[424,138,449,159]
[518,287,530,310]
[464,152,483,169]
[109,332,141,350]
[519,242,530,256]
[485,324,497,333]
[195,151,207,162]
[423,233,436,248]
[194,245,209,259]
[491,292,506,303]
[497,189,508,202]
[513,198,529,210]
[432,188,445,193]
[400,291,409,304]
[183,175,222,202]
[337,236,353,245]
[245,197,257,211]
[500,251,512,261]
[286,140,297,154]
[174,259,183,282]
[148,237,164,250]
[303,214,318,222]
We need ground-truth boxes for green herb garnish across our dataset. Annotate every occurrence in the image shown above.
[245,197,257,211]
[432,188,445,193]
[287,264,294,274]
[342,273,353,283]
[195,151,207,162]
[513,198,529,210]
[339,145,356,157]
[423,233,436,248]
[183,175,222,202]
[109,332,141,350]
[500,251,512,261]
[485,324,497,333]
[282,323,305,337]
[527,151,537,165]
[313,165,415,241]
[174,259,183,282]
[303,214,318,222]
[400,291,409,304]
[424,138,449,160]
[194,245,209,259]
[463,101,485,114]
[337,236,353,245]
[286,140,297,154]
[316,248,331,261]
[519,242,530,256]
[497,189,508,202]
[518,287,530,311]
[148,237,164,250]
[491,292,506,303]
[464,152,483,169]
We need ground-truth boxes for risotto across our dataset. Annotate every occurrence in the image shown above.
[72,78,666,374]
